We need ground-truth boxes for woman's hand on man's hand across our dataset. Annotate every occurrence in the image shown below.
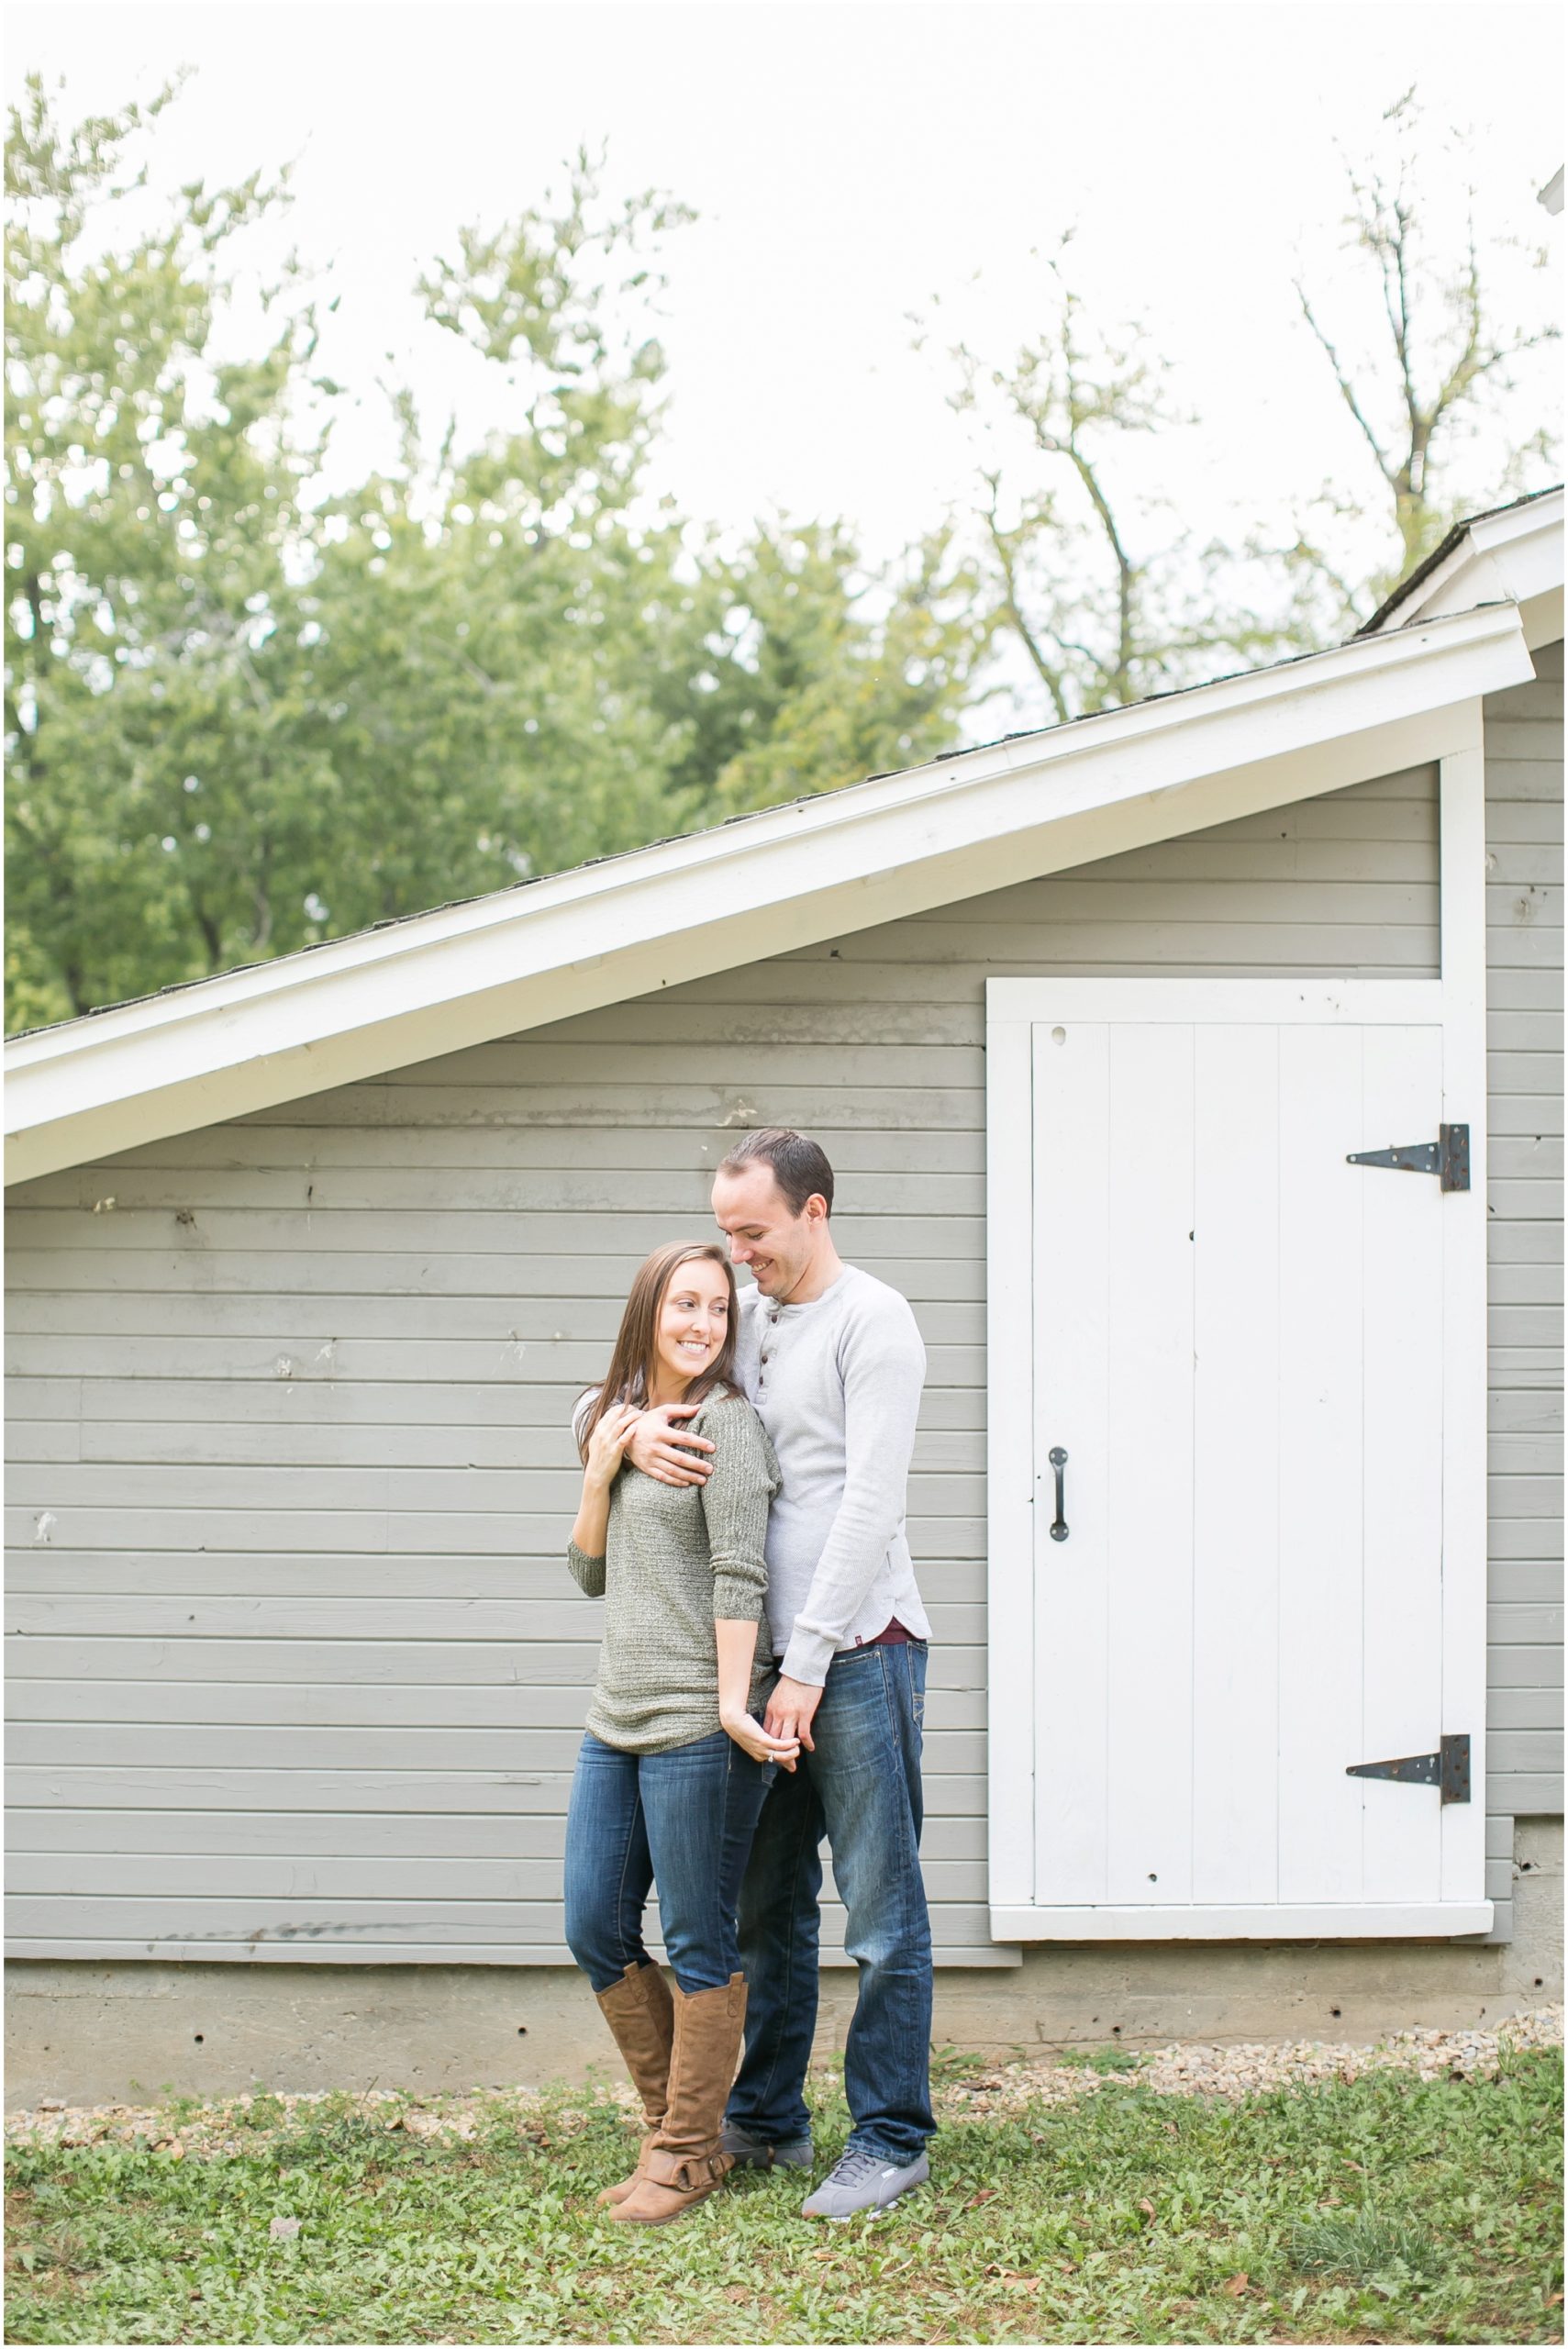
[584,1402,641,1488]
[628,1402,717,1486]
[720,1708,800,1770]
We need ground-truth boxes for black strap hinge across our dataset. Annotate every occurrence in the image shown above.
[1346,1123,1469,1190]
[1346,1731,1471,1804]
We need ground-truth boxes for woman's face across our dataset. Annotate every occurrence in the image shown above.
[653,1257,731,1391]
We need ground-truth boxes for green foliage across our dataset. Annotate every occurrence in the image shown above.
[1056,2043,1145,2074]
[5,2052,1562,2343]
[9,75,1555,1028]
[5,91,989,1029]
[1287,2209,1447,2285]
[5,73,321,1025]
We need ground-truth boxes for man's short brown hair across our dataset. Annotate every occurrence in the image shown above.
[717,1129,835,1218]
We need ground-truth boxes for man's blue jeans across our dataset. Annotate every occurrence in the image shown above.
[725,1640,936,2165]
[563,1729,774,1996]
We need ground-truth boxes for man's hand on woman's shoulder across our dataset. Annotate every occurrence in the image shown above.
[627,1400,717,1486]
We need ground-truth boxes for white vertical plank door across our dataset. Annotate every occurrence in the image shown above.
[988,977,1492,1941]
[1276,1023,1367,1906]
[1104,1025,1195,1906]
[1359,1025,1445,1903]
[1030,1020,1110,1904]
[1192,1026,1281,1905]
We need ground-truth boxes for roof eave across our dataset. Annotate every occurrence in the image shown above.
[5,601,1534,1186]
[1363,487,1563,642]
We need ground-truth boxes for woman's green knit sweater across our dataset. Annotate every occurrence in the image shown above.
[566,1388,781,1754]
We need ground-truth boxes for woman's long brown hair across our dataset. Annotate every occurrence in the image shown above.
[576,1241,740,1463]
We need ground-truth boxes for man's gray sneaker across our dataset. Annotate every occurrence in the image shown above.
[801,2146,930,2219]
[718,2120,815,2171]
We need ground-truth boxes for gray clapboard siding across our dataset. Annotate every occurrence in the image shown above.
[5,1679,990,1731]
[8,1856,995,1902]
[1484,639,1565,1847]
[5,751,1551,1964]
[3,1807,982,1857]
[4,1766,987,1820]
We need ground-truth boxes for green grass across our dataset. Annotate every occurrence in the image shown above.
[1054,2043,1146,2075]
[6,2050,1562,2344]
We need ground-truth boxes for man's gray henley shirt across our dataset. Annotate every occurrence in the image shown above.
[735,1264,930,1687]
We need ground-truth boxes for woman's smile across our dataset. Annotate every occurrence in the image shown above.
[647,1262,733,1401]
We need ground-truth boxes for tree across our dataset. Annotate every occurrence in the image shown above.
[5,74,323,1028]
[660,519,990,818]
[6,90,991,1028]
[935,95,1560,718]
[1292,89,1560,617]
[933,243,1318,729]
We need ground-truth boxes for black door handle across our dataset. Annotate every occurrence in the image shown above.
[1048,1447,1069,1542]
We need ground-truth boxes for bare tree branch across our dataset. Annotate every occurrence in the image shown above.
[1296,280,1395,487]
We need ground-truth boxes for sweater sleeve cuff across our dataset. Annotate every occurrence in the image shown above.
[712,1578,764,1624]
[779,1626,836,1687]
[566,1541,606,1596]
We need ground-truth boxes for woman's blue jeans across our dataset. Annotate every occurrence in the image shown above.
[563,1728,775,1997]
[724,1639,935,2165]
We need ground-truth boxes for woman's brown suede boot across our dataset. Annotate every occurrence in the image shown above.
[592,1963,675,2208]
[609,1974,747,2226]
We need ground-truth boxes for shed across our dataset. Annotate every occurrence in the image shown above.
[6,492,1562,2097]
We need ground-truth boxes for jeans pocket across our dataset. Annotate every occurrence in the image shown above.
[829,1643,883,1675]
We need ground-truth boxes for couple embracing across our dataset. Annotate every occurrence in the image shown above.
[562,1128,934,2226]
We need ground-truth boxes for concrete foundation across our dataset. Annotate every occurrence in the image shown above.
[7,1820,1560,2112]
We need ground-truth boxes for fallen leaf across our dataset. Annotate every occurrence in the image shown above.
[968,2188,997,2207]
[811,2248,835,2263]
[1548,2292,1564,2307]
[1139,2197,1156,2221]
[1223,2273,1249,2297]
[723,2287,750,2303]
[269,2217,301,2241]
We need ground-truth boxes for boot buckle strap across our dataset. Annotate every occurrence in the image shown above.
[645,2147,728,2191]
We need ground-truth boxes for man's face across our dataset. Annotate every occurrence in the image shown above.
[712,1163,818,1299]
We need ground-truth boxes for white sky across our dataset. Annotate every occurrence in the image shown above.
[9,0,1565,683]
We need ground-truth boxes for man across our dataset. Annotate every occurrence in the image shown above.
[626,1127,935,2220]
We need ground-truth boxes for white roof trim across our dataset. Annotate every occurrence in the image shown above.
[4,601,1533,1185]
[1367,487,1563,649]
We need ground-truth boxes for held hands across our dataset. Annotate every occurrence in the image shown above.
[628,1402,717,1486]
[763,1675,824,1754]
[721,1707,801,1770]
[584,1402,641,1488]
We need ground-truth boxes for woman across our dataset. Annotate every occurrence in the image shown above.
[563,1240,797,2226]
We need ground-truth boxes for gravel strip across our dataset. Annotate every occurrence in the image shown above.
[6,2004,1560,2159]
[940,2002,1563,2119]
